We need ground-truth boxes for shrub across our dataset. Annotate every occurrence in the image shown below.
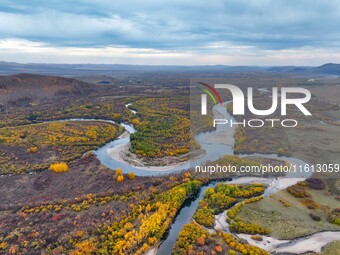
[332,208,340,216]
[172,221,210,254]
[116,168,122,175]
[131,118,140,126]
[301,198,319,209]
[50,162,68,173]
[193,207,215,228]
[279,199,291,207]
[27,146,38,153]
[221,233,269,255]
[215,245,223,253]
[128,172,136,180]
[196,237,205,246]
[251,235,263,241]
[306,178,326,190]
[309,213,321,221]
[330,216,340,226]
[0,242,8,250]
[230,221,270,235]
[287,185,310,198]
[117,175,124,182]
[52,213,65,221]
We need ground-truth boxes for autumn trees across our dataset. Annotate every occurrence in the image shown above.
[225,192,270,235]
[50,162,68,173]
[193,183,270,237]
[0,121,119,174]
[172,222,211,255]
[193,185,237,228]
[129,97,191,159]
[221,232,270,255]
[117,175,124,182]
[114,168,136,182]
[229,221,270,235]
[128,172,136,180]
[193,183,266,232]
[172,222,270,255]
[94,180,201,255]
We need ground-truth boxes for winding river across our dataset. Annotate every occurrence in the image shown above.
[64,102,340,254]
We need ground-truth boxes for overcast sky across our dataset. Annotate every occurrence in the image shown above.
[1,0,340,65]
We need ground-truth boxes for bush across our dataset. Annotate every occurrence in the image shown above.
[287,185,310,198]
[306,178,326,190]
[27,146,38,153]
[117,175,124,182]
[116,168,122,175]
[301,198,319,209]
[50,162,68,173]
[331,217,340,225]
[172,222,210,254]
[193,207,215,228]
[229,221,270,235]
[332,208,340,216]
[251,235,263,241]
[196,237,205,246]
[221,233,269,255]
[309,213,321,221]
[215,245,223,253]
[128,172,136,180]
[279,199,291,207]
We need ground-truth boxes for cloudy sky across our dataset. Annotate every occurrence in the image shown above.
[1,0,340,65]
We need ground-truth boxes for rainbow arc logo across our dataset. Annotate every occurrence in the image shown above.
[197,82,222,105]
[197,82,222,115]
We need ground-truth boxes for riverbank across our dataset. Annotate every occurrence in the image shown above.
[239,231,340,254]
[107,142,189,171]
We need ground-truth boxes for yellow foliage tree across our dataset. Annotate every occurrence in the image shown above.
[131,118,140,126]
[50,162,68,173]
[113,113,121,119]
[116,168,122,175]
[27,146,38,153]
[128,172,136,180]
[0,242,8,250]
[117,175,124,182]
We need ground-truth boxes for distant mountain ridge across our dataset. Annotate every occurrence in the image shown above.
[0,73,102,106]
[311,63,340,74]
[268,63,340,75]
[0,61,340,76]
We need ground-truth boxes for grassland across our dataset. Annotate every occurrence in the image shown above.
[286,120,340,165]
[237,180,340,239]
[230,81,340,163]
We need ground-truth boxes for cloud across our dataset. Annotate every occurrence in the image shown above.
[1,0,340,64]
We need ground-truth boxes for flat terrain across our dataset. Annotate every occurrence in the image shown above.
[310,85,340,104]
[286,120,340,165]
[237,183,340,239]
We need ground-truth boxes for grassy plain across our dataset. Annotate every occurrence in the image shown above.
[237,183,340,239]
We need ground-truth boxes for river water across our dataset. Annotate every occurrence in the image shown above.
[65,102,339,254]
[94,102,235,176]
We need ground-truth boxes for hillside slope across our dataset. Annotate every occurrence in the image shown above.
[0,73,103,106]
